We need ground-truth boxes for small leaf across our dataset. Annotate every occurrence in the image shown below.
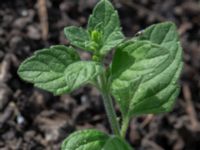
[18,45,80,95]
[88,0,124,55]
[111,22,183,117]
[64,26,91,51]
[64,61,104,92]
[103,136,133,150]
[62,129,132,150]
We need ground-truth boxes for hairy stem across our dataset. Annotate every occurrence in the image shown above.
[98,73,120,136]
[101,91,120,136]
[120,116,130,138]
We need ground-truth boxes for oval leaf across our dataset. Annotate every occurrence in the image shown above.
[18,45,80,95]
[62,129,132,150]
[111,22,183,117]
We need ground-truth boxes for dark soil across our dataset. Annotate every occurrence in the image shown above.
[0,0,200,149]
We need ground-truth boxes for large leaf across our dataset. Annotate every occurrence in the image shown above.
[18,45,80,95]
[18,46,103,95]
[88,0,124,55]
[111,22,183,117]
[61,129,132,150]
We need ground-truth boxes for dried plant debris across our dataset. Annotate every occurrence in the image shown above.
[0,0,200,149]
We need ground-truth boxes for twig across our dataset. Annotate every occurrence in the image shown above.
[0,54,12,82]
[142,138,164,150]
[178,22,192,36]
[140,114,154,128]
[183,83,200,131]
[37,0,49,40]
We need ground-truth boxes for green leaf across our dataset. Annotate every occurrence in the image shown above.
[18,45,80,95]
[136,22,179,45]
[64,26,92,51]
[18,46,103,95]
[61,130,109,150]
[103,136,133,150]
[64,61,104,92]
[61,129,132,150]
[111,22,183,117]
[112,77,142,117]
[88,0,124,55]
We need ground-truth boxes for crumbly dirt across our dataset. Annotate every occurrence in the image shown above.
[0,0,200,149]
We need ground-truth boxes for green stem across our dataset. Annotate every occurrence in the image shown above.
[120,116,130,138]
[101,91,120,136]
[98,73,120,136]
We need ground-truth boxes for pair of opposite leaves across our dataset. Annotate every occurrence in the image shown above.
[18,0,183,149]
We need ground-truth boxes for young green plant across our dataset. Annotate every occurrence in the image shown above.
[17,0,183,149]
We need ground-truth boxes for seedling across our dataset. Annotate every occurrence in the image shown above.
[18,0,183,149]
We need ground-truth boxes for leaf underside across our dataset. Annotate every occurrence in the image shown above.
[111,22,183,117]
[61,129,132,150]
